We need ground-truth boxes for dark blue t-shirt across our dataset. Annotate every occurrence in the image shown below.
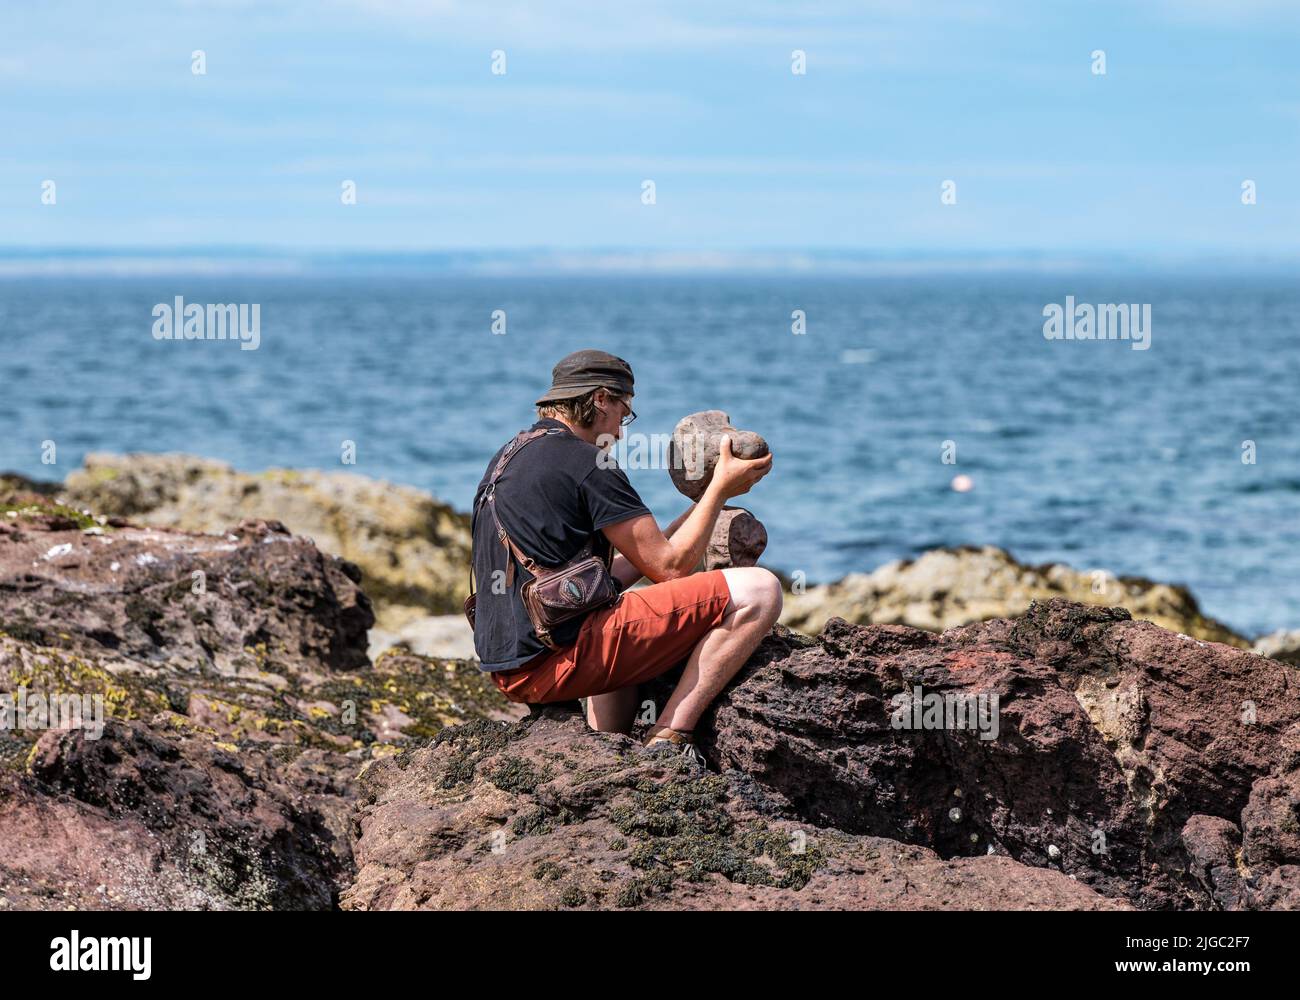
[470,419,650,671]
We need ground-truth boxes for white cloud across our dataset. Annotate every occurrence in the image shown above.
[332,0,904,50]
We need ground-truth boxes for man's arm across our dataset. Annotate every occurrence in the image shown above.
[603,437,772,584]
[609,505,693,586]
[662,504,694,539]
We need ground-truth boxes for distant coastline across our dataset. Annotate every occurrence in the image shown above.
[4,246,1300,278]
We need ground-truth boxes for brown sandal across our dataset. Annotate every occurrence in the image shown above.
[642,724,708,769]
[642,723,696,748]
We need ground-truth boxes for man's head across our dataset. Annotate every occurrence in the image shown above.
[536,350,636,446]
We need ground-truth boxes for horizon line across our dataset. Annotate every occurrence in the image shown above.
[1,246,1298,278]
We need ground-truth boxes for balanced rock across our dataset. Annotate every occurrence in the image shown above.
[704,507,768,571]
[668,411,768,501]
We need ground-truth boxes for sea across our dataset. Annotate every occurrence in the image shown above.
[2,268,1297,637]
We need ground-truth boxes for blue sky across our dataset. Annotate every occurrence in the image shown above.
[3,0,1299,255]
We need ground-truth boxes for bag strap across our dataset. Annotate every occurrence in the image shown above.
[477,428,561,589]
[470,429,547,599]
[491,428,551,483]
[471,425,609,595]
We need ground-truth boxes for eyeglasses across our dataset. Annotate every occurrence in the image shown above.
[609,393,637,427]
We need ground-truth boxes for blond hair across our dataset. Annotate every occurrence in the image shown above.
[537,388,607,428]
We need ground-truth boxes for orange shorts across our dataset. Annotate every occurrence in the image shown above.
[491,570,733,704]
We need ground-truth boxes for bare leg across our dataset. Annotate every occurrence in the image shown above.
[586,685,641,733]
[657,567,782,733]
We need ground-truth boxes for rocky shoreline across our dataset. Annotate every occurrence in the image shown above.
[11,453,1290,656]
[2,456,1297,910]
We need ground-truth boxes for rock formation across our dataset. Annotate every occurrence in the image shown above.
[1253,629,1300,666]
[667,410,768,501]
[342,711,1124,911]
[5,462,1298,912]
[0,495,521,910]
[348,597,1300,911]
[0,513,373,676]
[781,544,1247,646]
[61,453,470,630]
[367,614,477,662]
[686,601,1300,910]
[12,718,356,910]
[0,472,58,503]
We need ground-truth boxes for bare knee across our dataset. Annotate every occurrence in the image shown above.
[721,567,783,626]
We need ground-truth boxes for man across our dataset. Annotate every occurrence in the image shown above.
[470,349,781,755]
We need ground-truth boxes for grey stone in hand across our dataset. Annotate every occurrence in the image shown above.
[668,410,769,501]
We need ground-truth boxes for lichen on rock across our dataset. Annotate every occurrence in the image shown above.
[780,544,1247,646]
[342,709,1125,911]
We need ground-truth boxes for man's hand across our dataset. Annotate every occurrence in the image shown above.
[603,438,773,584]
[709,435,773,500]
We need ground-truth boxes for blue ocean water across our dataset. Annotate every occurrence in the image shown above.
[2,272,1297,637]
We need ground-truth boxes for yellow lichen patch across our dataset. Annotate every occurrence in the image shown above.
[23,740,44,773]
[202,697,245,725]
[87,465,120,483]
[0,638,167,733]
[160,712,219,738]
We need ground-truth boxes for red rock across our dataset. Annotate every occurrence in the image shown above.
[6,718,354,910]
[689,600,1300,909]
[0,513,373,675]
[1181,815,1246,909]
[0,501,520,911]
[1242,760,1300,869]
[342,712,1123,911]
